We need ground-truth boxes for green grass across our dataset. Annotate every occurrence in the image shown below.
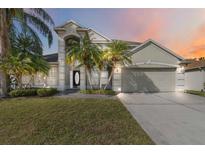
[186,90,205,97]
[0,97,153,145]
[80,89,116,95]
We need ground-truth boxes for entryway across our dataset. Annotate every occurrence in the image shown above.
[73,70,80,88]
[70,70,80,89]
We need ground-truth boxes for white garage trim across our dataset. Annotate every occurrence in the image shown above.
[126,60,179,68]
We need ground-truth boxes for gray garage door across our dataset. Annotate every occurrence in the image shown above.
[121,68,176,92]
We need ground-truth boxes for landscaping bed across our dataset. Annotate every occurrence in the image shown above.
[0,97,153,144]
[80,89,116,95]
[9,88,58,97]
[185,90,205,97]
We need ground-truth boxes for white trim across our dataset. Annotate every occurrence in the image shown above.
[126,60,180,68]
[55,20,83,29]
[70,70,73,88]
[130,39,184,60]
[89,28,112,42]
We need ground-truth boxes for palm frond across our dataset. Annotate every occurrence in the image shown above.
[24,12,53,47]
[29,8,54,26]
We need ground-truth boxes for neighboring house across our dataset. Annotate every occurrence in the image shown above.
[184,60,205,91]
[20,20,186,92]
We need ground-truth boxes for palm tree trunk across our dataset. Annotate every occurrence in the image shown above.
[0,9,10,96]
[85,66,93,90]
[99,70,102,89]
[104,68,114,90]
[16,74,22,89]
[87,71,93,90]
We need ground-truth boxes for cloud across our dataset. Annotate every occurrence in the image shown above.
[176,23,205,58]
[115,9,171,41]
[115,9,205,58]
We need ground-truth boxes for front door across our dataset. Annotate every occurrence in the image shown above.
[73,70,80,88]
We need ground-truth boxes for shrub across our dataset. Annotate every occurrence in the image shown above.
[185,90,205,97]
[9,89,37,97]
[80,89,116,95]
[37,88,58,97]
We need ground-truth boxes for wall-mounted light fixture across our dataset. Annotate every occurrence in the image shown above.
[177,66,185,73]
[115,66,121,73]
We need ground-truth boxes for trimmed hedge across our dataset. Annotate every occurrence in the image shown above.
[9,89,37,97]
[80,89,116,95]
[185,90,205,97]
[37,88,58,97]
[9,88,58,97]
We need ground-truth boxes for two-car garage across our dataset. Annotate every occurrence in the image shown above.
[112,39,184,93]
[121,67,176,93]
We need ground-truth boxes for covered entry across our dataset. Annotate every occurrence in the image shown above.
[121,67,176,92]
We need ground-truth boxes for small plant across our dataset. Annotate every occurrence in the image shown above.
[37,88,58,97]
[9,89,37,97]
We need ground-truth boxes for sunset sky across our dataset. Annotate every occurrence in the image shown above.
[44,8,205,58]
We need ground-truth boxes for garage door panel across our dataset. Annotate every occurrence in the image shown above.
[122,68,176,92]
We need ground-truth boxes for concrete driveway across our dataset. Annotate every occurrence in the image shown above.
[118,92,205,144]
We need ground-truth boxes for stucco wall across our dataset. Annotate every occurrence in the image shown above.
[21,64,59,88]
[185,69,205,91]
[46,65,58,87]
[131,43,179,66]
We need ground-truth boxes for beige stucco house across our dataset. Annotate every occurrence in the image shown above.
[21,20,187,93]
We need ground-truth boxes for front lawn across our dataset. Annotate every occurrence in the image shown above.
[0,97,153,144]
[185,90,205,97]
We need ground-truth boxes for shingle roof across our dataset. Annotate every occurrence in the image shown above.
[43,53,58,62]
[185,60,205,71]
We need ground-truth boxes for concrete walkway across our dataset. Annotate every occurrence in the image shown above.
[118,92,205,144]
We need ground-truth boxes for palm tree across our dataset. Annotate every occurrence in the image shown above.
[103,40,131,89]
[11,29,50,75]
[0,52,34,88]
[0,8,54,95]
[66,33,101,89]
[0,29,50,89]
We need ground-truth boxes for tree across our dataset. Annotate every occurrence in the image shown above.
[103,40,131,89]
[11,29,50,75]
[0,8,54,95]
[66,33,101,89]
[0,29,50,89]
[0,53,34,88]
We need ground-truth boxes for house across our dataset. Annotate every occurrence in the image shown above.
[21,20,186,93]
[183,60,205,91]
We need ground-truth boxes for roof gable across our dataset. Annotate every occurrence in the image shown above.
[55,20,83,30]
[130,39,184,60]
[88,29,111,43]
[55,20,111,43]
